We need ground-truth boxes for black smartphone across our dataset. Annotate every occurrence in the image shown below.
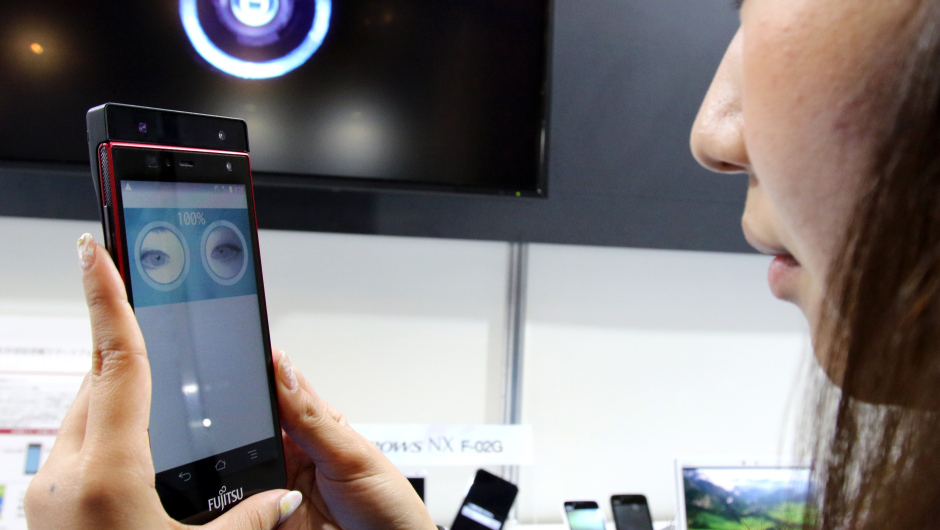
[451,469,519,530]
[86,103,285,524]
[611,494,654,530]
[564,500,607,530]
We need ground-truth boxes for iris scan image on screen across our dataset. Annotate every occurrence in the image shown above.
[121,181,274,473]
[683,467,811,530]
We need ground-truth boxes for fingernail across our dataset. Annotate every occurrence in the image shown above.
[277,490,302,524]
[280,351,298,392]
[77,233,96,271]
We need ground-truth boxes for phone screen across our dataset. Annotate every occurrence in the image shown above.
[108,145,284,522]
[612,499,653,530]
[565,503,606,530]
[121,178,275,471]
[451,470,519,530]
[24,444,41,474]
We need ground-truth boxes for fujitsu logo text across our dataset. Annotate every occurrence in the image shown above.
[208,485,243,512]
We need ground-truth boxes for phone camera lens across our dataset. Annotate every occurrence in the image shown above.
[225,161,233,171]
[145,155,158,168]
[139,122,148,134]
[218,130,226,141]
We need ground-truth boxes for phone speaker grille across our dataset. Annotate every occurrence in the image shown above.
[98,145,112,208]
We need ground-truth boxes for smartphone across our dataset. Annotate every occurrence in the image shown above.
[24,444,42,474]
[564,501,607,530]
[86,103,285,523]
[404,471,426,503]
[451,469,519,530]
[611,495,654,530]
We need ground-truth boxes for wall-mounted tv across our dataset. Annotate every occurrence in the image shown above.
[0,0,551,196]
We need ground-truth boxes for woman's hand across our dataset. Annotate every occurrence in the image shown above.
[23,234,302,530]
[271,350,437,530]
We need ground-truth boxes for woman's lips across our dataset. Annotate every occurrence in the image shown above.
[741,222,803,301]
[767,253,801,301]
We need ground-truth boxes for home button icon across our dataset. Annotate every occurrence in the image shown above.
[215,460,226,471]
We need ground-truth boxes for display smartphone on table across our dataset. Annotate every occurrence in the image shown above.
[611,495,654,530]
[451,469,519,530]
[563,500,607,530]
[86,103,285,523]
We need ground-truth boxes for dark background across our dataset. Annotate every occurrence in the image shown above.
[0,0,748,252]
[0,0,547,191]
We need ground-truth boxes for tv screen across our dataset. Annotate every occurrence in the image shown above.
[0,0,550,196]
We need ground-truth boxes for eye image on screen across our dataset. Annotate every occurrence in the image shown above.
[179,0,332,79]
[201,220,248,284]
[135,222,190,291]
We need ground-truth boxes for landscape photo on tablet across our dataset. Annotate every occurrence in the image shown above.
[683,466,812,530]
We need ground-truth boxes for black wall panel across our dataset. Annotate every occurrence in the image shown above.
[0,0,749,252]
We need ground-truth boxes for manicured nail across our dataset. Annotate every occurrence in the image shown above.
[277,490,302,524]
[77,233,96,271]
[280,351,298,392]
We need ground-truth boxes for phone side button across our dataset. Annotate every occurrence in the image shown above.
[102,204,115,250]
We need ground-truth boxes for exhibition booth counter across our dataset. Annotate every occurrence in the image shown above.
[504,521,673,530]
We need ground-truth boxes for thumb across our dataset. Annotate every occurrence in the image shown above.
[78,233,152,450]
[202,489,302,530]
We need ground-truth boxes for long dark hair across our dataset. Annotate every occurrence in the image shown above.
[808,1,940,527]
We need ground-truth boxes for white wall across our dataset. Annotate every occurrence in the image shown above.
[0,217,99,318]
[0,216,812,525]
[518,244,811,524]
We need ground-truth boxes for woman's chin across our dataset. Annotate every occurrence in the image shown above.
[767,254,803,302]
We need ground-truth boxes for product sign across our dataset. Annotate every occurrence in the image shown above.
[351,424,534,466]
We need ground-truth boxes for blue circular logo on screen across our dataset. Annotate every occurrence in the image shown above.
[180,0,331,79]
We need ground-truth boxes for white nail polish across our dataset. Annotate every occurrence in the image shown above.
[281,352,298,392]
[278,490,302,524]
[77,233,96,271]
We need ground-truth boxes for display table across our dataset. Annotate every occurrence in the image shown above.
[504,521,672,530]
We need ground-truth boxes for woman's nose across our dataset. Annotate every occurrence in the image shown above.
[690,28,750,174]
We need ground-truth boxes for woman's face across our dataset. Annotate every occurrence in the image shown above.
[691,0,918,334]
